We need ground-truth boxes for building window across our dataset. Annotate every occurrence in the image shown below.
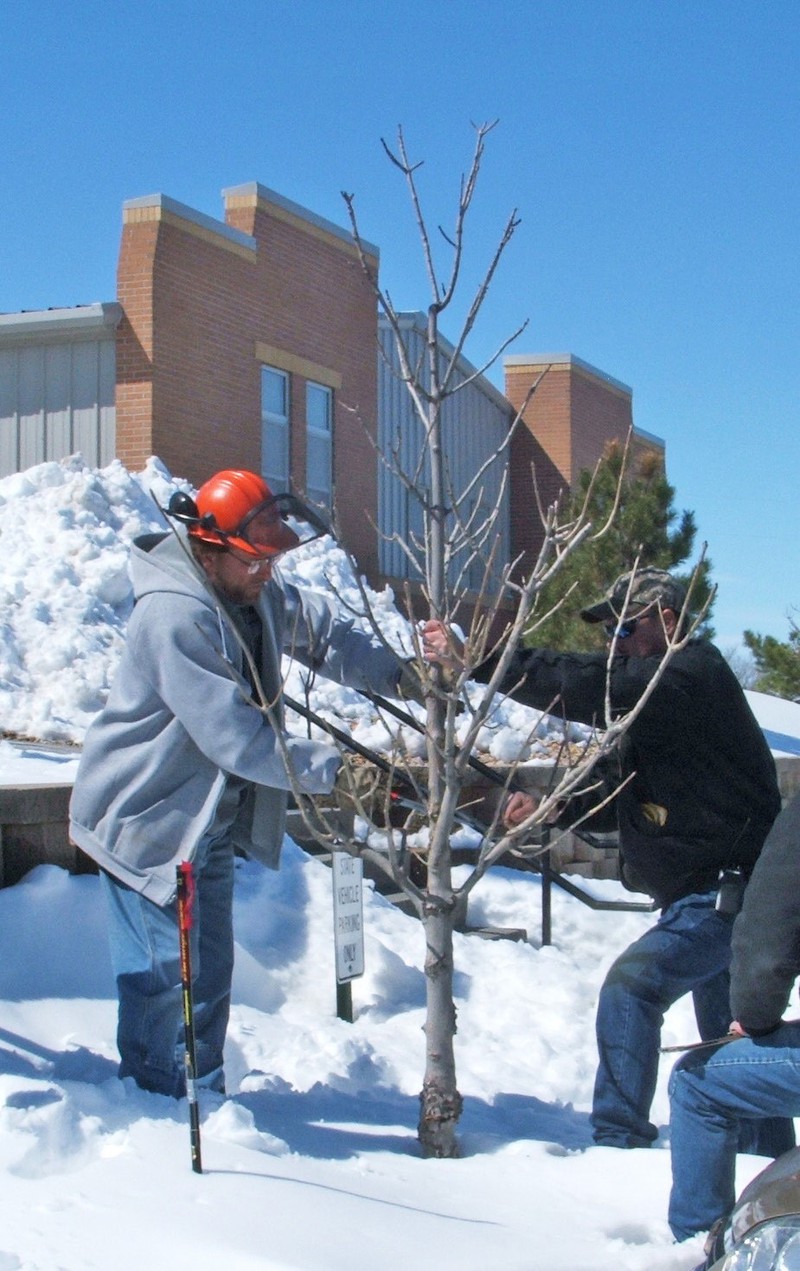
[305,381,332,512]
[261,366,290,493]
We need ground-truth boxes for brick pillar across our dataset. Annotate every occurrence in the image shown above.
[116,216,158,473]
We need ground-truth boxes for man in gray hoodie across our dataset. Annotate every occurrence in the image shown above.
[70,469,412,1098]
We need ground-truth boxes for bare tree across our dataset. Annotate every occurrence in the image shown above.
[202,124,709,1159]
[337,123,713,1157]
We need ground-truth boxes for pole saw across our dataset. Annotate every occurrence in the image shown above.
[283,692,489,839]
[176,862,203,1174]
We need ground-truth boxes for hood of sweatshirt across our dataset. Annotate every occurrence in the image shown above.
[130,530,210,606]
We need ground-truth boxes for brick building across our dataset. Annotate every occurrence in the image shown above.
[0,182,663,593]
[504,352,663,569]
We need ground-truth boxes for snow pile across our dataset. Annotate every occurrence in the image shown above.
[0,455,584,764]
[0,846,718,1271]
[0,456,185,741]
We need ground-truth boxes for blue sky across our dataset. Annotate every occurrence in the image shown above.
[2,0,798,650]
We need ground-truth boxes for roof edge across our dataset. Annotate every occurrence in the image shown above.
[504,352,632,397]
[223,182,379,259]
[123,193,257,252]
[0,303,123,340]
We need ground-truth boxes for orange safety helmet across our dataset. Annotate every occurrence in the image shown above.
[191,469,299,559]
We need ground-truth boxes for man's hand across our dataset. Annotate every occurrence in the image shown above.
[503,791,539,828]
[420,620,464,670]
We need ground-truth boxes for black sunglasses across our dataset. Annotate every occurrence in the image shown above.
[604,615,648,640]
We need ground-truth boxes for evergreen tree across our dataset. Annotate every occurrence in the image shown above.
[743,618,800,700]
[528,442,715,651]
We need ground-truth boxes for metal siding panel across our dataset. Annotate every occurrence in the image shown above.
[378,322,512,590]
[71,342,99,463]
[18,346,45,469]
[404,327,427,583]
[0,348,19,477]
[45,343,72,459]
[377,328,393,574]
[388,343,407,580]
[439,372,509,592]
[0,333,117,475]
[379,324,418,580]
[98,339,116,466]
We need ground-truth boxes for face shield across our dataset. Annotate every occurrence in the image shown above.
[233,492,331,559]
[165,489,332,561]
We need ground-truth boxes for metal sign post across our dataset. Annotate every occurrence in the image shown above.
[331,852,365,1022]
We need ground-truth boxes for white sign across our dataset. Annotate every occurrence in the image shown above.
[332,852,364,983]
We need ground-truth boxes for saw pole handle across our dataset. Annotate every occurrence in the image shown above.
[177,862,203,1174]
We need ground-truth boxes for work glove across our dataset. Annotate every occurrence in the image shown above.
[396,661,427,706]
[333,752,386,821]
[334,752,424,826]
[397,658,460,703]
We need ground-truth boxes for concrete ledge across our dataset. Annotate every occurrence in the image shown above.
[0,785,95,888]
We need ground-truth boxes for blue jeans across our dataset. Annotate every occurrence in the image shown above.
[592,891,744,1148]
[101,823,236,1098]
[669,1023,800,1240]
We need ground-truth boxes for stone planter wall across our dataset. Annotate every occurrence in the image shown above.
[1,756,799,888]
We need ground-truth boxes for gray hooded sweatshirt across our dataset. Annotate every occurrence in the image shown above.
[69,530,406,904]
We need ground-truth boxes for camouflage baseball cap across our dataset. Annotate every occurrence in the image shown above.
[581,567,687,624]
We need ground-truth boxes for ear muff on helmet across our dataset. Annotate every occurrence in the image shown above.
[165,472,332,560]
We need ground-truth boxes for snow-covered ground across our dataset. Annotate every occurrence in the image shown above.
[1,455,797,1271]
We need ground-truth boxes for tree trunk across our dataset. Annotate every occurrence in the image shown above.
[417,878,462,1158]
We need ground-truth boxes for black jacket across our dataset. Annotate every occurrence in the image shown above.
[730,790,800,1034]
[474,639,780,908]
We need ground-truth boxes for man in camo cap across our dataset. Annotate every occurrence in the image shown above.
[580,565,687,628]
[423,565,791,1159]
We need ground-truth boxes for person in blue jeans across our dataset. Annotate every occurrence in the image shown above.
[70,470,418,1098]
[669,791,800,1245]
[591,889,742,1150]
[424,567,792,1155]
